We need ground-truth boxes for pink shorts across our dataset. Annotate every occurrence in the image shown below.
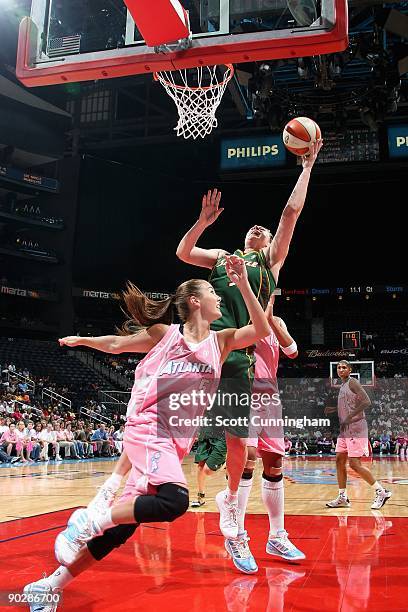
[246,401,285,456]
[246,434,285,456]
[335,437,369,458]
[118,419,187,503]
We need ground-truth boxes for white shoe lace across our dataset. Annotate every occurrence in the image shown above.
[270,530,290,551]
[66,519,96,555]
[373,490,383,505]
[88,487,115,513]
[229,535,252,560]
[223,501,239,528]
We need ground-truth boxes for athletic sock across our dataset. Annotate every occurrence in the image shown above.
[373,481,385,492]
[47,566,73,590]
[226,487,238,504]
[339,488,347,497]
[262,474,284,538]
[103,473,122,492]
[237,475,253,535]
[95,507,116,531]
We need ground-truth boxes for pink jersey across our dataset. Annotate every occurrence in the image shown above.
[248,327,285,455]
[126,324,221,456]
[254,327,280,389]
[337,379,368,437]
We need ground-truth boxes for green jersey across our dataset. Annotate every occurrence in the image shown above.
[209,249,276,331]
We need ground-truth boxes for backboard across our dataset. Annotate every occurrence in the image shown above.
[17,0,348,87]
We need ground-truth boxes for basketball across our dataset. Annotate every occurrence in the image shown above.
[282,116,322,156]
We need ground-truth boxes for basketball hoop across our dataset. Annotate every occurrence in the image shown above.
[154,64,234,140]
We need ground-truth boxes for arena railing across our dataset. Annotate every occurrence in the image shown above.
[6,370,35,393]
[79,406,112,426]
[42,388,72,411]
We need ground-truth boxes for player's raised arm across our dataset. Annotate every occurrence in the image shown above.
[264,140,322,283]
[176,188,227,269]
[217,255,270,360]
[59,324,169,355]
[265,294,298,358]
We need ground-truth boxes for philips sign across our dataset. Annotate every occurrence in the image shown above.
[388,125,408,158]
[221,136,286,170]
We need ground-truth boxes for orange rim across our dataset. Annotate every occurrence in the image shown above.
[153,64,234,91]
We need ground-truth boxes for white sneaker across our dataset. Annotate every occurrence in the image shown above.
[23,578,61,611]
[225,531,258,574]
[326,494,351,508]
[88,486,116,514]
[371,489,392,510]
[215,490,240,539]
[266,529,306,561]
[55,508,103,565]
[55,455,62,461]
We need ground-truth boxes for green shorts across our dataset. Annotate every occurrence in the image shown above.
[210,348,255,438]
[194,433,227,471]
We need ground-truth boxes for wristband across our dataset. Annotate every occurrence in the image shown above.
[281,341,297,356]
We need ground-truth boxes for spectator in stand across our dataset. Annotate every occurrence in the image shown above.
[107,426,116,456]
[75,423,90,457]
[85,425,95,457]
[395,434,407,458]
[379,433,390,455]
[91,423,110,457]
[0,417,17,463]
[15,420,33,463]
[54,422,78,459]
[0,416,8,435]
[294,436,308,455]
[113,425,125,454]
[317,434,335,455]
[284,436,292,456]
[26,420,41,461]
[33,422,46,460]
[11,406,23,421]
[66,423,83,458]
[0,422,18,458]
[39,423,61,461]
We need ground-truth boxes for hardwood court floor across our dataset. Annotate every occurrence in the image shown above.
[1,455,407,522]
[0,456,407,611]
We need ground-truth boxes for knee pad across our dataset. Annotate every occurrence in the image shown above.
[262,471,283,483]
[134,483,189,524]
[241,458,256,479]
[87,524,137,561]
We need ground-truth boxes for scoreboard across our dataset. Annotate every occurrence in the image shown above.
[316,128,380,164]
[342,331,361,350]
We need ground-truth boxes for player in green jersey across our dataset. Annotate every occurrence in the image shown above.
[176,140,322,538]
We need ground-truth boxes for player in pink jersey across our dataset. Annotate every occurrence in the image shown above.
[222,295,305,574]
[24,255,270,611]
[325,360,392,511]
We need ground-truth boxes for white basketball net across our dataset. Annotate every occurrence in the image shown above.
[154,64,234,140]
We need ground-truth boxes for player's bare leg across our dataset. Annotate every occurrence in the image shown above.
[326,452,350,507]
[216,434,247,539]
[349,457,392,509]
[191,461,212,507]
[261,451,305,561]
[88,451,132,514]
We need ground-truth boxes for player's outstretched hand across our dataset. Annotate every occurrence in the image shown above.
[225,254,247,287]
[59,336,81,347]
[198,188,223,227]
[302,139,323,169]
